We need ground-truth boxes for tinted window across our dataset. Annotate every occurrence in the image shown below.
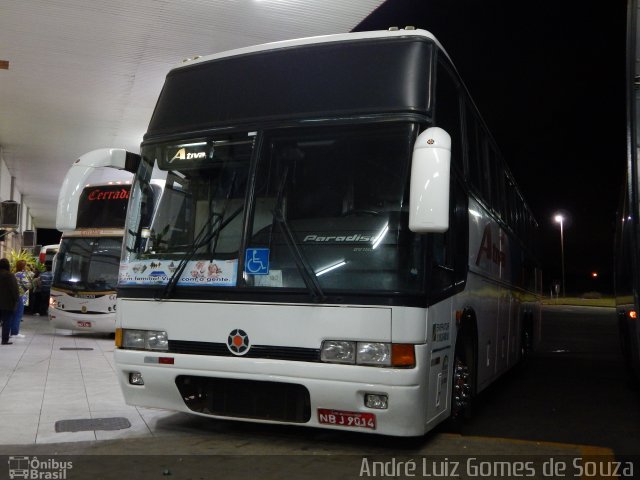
[435,61,463,173]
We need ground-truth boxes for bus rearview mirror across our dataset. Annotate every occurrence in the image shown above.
[56,149,139,231]
[409,127,451,233]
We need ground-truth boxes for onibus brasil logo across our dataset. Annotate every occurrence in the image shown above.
[8,456,73,479]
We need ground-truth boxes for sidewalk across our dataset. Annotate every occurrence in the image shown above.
[0,313,181,445]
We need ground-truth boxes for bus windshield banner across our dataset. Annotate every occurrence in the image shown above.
[118,259,237,287]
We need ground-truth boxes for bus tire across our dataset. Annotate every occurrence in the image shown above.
[450,328,476,425]
[520,313,533,363]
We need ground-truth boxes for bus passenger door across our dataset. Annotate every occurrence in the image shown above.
[427,299,453,422]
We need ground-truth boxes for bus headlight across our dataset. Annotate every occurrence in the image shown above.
[357,342,391,366]
[321,341,415,368]
[147,330,169,350]
[122,329,169,351]
[320,340,356,364]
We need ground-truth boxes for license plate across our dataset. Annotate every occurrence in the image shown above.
[77,321,92,328]
[317,409,376,429]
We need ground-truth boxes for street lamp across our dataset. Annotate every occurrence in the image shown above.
[554,214,566,297]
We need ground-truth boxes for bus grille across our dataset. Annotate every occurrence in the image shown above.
[175,376,311,423]
[168,340,320,362]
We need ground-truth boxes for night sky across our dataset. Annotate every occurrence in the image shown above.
[355,0,628,295]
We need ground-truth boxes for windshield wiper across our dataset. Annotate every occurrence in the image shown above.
[270,168,325,303]
[59,282,86,292]
[88,281,116,291]
[159,173,240,300]
[159,204,244,299]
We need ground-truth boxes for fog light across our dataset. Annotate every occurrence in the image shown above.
[129,372,144,385]
[365,393,388,409]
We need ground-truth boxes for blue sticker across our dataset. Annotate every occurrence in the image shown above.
[245,248,270,275]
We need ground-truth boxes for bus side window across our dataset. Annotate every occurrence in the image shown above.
[465,103,483,199]
[435,59,463,174]
[428,176,468,299]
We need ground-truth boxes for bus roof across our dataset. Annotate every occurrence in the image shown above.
[177,28,448,70]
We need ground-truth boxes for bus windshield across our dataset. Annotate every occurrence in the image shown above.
[53,237,122,292]
[121,123,425,295]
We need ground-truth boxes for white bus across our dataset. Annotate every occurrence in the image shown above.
[50,149,143,333]
[113,29,541,436]
[615,0,640,382]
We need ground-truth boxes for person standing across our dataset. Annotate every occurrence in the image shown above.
[26,264,39,314]
[0,258,19,345]
[11,259,32,338]
[36,262,53,315]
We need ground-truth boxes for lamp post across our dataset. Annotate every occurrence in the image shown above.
[554,214,566,297]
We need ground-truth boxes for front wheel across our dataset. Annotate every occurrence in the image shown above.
[450,334,475,423]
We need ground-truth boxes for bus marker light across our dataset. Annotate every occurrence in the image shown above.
[129,372,144,385]
[392,344,416,367]
[630,310,638,319]
[365,394,388,409]
[144,356,175,365]
[115,328,122,347]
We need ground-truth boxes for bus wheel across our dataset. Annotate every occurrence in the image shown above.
[520,328,531,362]
[520,314,533,362]
[451,335,474,422]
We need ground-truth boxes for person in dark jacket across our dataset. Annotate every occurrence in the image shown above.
[35,261,53,316]
[0,257,19,345]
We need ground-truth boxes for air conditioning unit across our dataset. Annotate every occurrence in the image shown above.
[22,230,36,248]
[0,200,19,228]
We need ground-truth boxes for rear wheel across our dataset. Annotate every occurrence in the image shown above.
[520,313,533,362]
[520,327,532,362]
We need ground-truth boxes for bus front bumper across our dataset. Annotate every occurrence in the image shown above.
[114,345,441,437]
[50,310,116,333]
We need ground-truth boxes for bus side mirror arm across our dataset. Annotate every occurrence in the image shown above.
[408,127,451,233]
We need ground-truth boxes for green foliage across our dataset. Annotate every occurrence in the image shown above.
[7,248,44,273]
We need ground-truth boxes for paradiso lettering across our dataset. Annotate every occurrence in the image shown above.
[303,234,373,243]
[87,188,130,201]
[475,224,506,267]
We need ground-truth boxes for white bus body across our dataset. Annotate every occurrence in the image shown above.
[615,0,640,381]
[50,149,140,333]
[113,29,541,436]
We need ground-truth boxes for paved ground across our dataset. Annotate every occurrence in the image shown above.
[0,313,181,445]
[0,310,631,480]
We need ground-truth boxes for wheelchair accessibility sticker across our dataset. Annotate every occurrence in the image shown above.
[245,248,270,275]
